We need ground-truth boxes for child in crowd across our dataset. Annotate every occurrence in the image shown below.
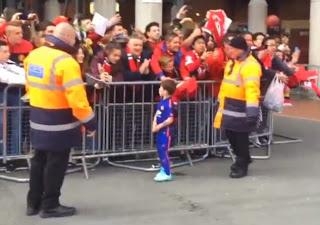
[159,55,178,78]
[152,79,177,182]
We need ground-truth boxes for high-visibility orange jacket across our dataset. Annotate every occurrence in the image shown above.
[214,54,261,132]
[24,45,96,150]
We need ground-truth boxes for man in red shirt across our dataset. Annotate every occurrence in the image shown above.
[151,32,185,80]
[144,22,161,58]
[180,35,209,81]
[5,21,33,66]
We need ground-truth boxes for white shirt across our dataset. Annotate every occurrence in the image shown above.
[0,60,25,85]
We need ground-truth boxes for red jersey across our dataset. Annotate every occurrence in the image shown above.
[9,39,33,66]
[102,59,112,74]
[180,50,208,80]
[150,41,186,80]
[261,53,273,69]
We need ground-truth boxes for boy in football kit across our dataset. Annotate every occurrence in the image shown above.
[152,79,177,182]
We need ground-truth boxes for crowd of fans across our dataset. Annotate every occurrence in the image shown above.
[0,6,306,98]
[0,5,311,156]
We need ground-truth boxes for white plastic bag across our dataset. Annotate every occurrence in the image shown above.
[263,75,285,112]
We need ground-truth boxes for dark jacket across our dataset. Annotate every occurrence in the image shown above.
[120,50,153,82]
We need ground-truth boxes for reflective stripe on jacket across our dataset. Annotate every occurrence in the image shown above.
[24,46,96,150]
[214,54,261,132]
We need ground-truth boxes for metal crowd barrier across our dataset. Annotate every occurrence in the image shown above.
[0,84,94,182]
[0,80,301,182]
[213,105,274,160]
[72,80,215,176]
[0,84,31,182]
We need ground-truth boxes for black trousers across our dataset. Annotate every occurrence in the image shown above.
[27,149,70,210]
[225,130,251,164]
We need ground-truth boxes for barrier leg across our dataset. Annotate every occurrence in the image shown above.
[0,174,29,183]
[227,146,236,162]
[185,150,194,167]
[81,156,89,179]
[272,133,303,145]
[104,148,210,172]
[104,156,159,172]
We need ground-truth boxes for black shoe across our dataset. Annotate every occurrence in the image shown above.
[229,167,248,178]
[26,206,40,216]
[230,158,252,171]
[39,205,76,218]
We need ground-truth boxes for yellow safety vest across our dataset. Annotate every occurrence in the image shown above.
[24,46,95,150]
[214,54,261,132]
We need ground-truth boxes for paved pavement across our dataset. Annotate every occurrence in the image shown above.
[0,115,320,225]
[281,98,320,121]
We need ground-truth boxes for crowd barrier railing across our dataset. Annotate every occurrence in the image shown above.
[72,80,215,175]
[0,79,301,181]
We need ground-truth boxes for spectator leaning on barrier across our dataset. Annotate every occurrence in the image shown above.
[214,36,262,179]
[260,37,294,87]
[159,55,177,78]
[202,32,225,98]
[121,33,151,81]
[0,40,26,156]
[24,22,96,218]
[90,41,122,89]
[180,35,211,81]
[75,44,90,80]
[151,31,184,80]
[0,40,25,84]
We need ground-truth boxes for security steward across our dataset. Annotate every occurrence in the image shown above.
[24,23,96,218]
[214,36,261,178]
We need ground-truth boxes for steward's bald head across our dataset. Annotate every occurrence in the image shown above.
[53,22,76,46]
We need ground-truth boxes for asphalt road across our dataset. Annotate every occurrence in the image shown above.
[1,115,319,225]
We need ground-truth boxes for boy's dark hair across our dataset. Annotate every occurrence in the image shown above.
[145,22,159,34]
[161,79,176,95]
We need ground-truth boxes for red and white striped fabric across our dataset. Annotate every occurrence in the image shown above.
[202,9,232,47]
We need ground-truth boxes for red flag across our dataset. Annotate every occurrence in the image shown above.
[202,10,232,47]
